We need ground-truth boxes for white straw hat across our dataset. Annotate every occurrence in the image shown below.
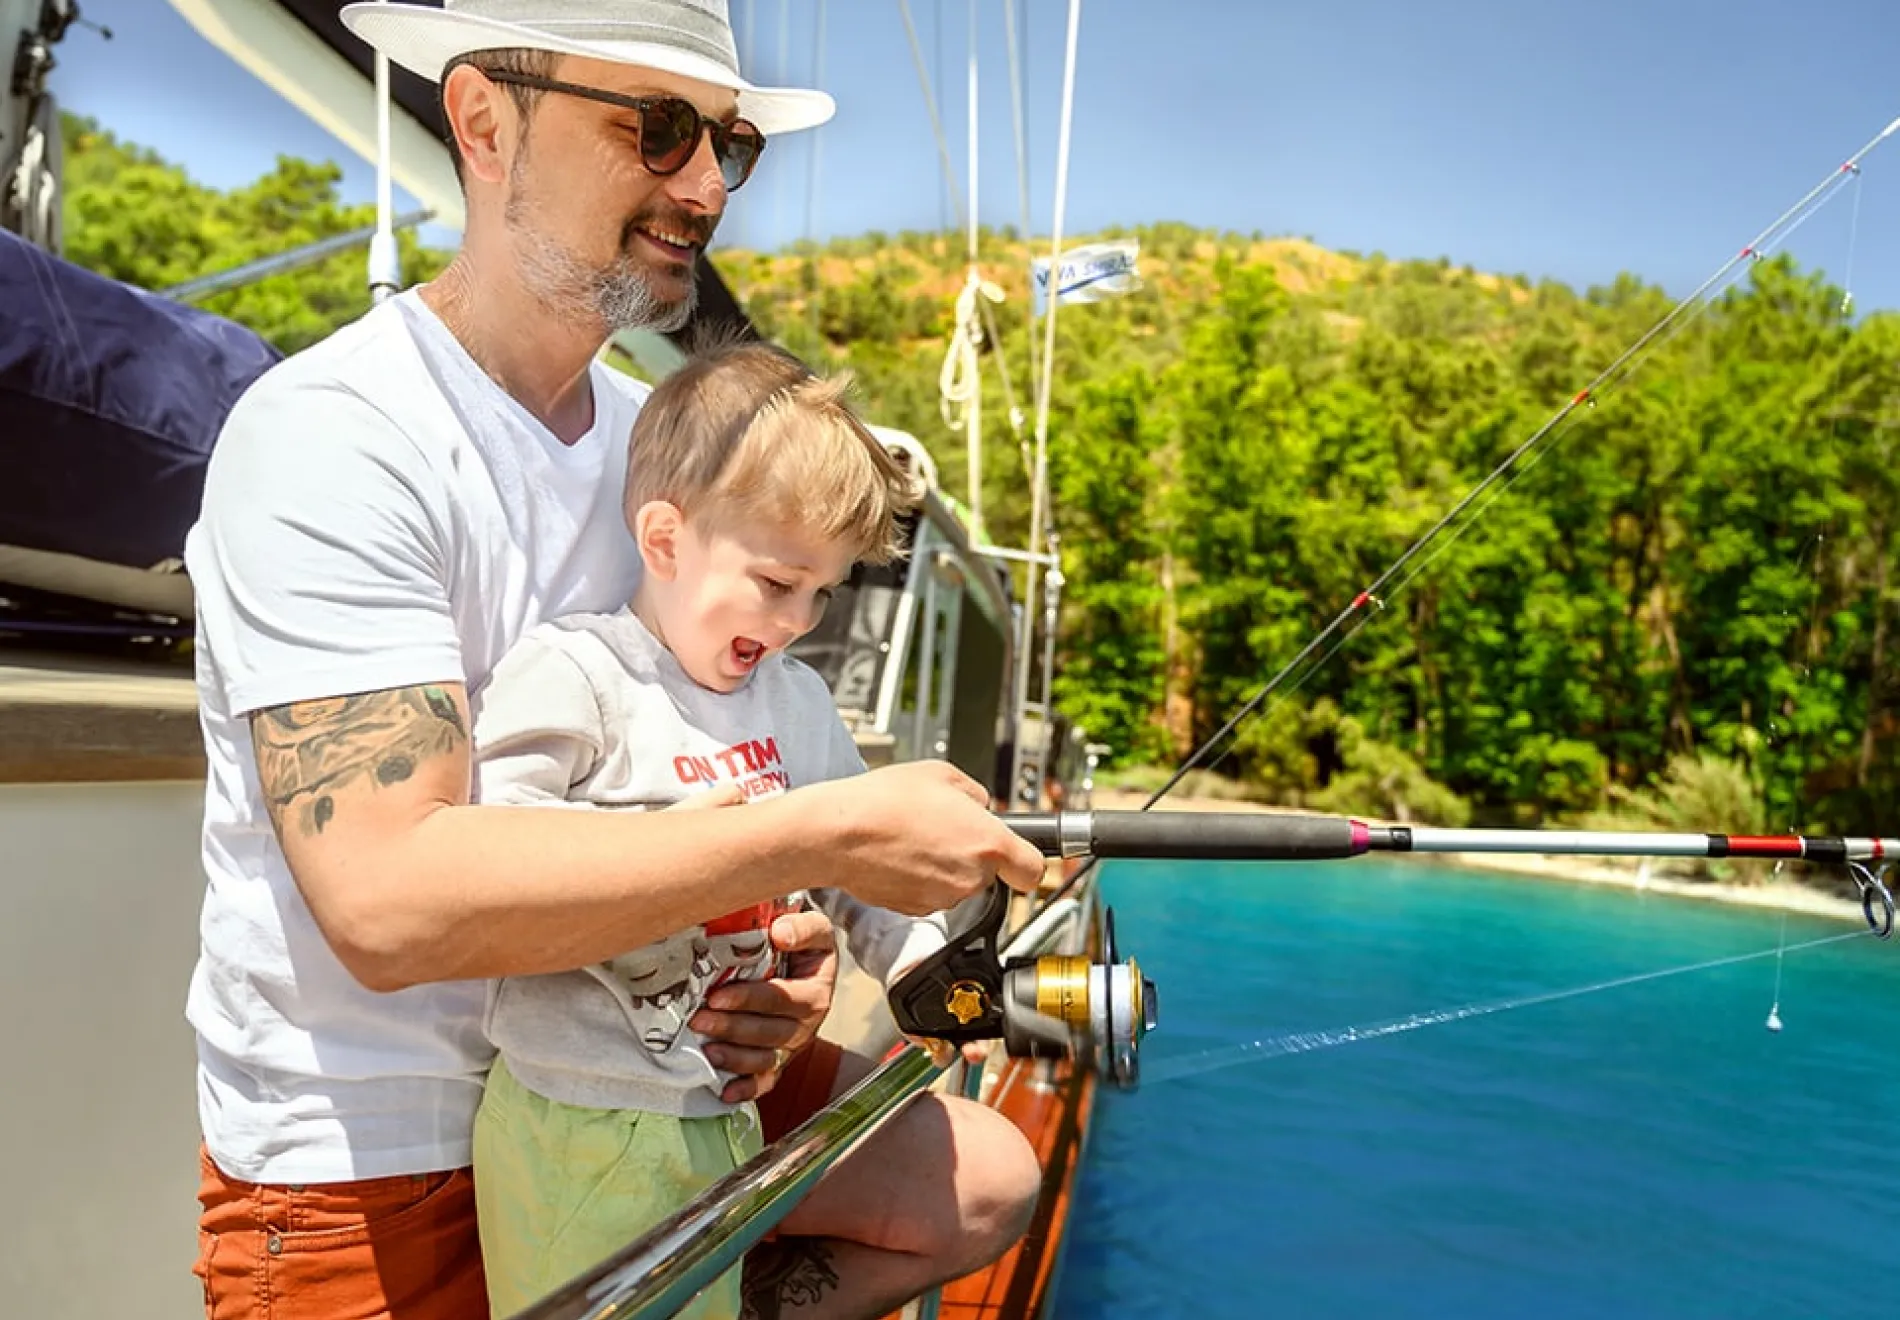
[339,0,835,135]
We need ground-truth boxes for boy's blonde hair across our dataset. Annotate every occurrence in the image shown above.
[626,340,921,565]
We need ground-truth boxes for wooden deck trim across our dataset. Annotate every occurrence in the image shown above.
[0,654,203,783]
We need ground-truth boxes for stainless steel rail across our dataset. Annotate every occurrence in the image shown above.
[159,209,432,303]
[505,1046,943,1320]
[508,890,1093,1320]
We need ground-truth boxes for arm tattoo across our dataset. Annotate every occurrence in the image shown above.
[252,685,467,837]
[741,1239,840,1319]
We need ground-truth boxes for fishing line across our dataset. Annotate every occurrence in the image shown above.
[1758,529,1831,1035]
[1141,929,1866,1087]
[1766,905,1787,1032]
[1042,116,1900,914]
[1745,162,1864,1033]
[1358,162,1864,671]
[1841,172,1865,317]
[1187,213,1814,761]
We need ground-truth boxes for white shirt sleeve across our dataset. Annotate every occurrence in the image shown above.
[189,376,465,716]
[806,718,949,986]
[471,635,607,806]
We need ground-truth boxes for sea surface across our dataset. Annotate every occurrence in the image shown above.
[1052,858,1900,1319]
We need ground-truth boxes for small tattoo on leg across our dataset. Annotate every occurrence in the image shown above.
[742,1239,839,1319]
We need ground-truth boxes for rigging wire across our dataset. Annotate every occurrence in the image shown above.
[801,0,827,350]
[897,0,963,232]
[774,0,791,242]
[1003,0,1038,439]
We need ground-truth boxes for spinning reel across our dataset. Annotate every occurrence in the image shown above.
[887,881,1159,1088]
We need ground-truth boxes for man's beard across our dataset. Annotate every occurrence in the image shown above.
[505,163,707,334]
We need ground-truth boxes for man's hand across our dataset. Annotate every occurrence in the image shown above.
[693,909,839,1103]
[907,1036,993,1070]
[789,761,1046,915]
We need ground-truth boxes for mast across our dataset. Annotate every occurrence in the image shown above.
[1008,0,1082,806]
[964,0,983,533]
[366,0,400,303]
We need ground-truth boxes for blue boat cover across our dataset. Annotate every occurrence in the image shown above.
[0,229,281,571]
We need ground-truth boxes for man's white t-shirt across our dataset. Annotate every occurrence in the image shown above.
[184,289,650,1183]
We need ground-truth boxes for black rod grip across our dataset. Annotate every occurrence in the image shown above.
[1086,811,1358,860]
[1006,814,1063,857]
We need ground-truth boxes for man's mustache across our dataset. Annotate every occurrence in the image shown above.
[620,208,718,254]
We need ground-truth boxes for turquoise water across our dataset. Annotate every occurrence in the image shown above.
[1054,859,1900,1319]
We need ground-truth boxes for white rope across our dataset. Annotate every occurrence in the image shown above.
[939,279,986,529]
[939,285,981,426]
[897,0,1024,531]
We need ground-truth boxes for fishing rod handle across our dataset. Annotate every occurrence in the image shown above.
[1004,811,1361,860]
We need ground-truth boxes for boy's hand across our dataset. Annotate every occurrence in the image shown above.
[790,761,1046,914]
[694,909,838,1102]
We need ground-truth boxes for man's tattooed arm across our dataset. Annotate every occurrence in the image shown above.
[741,1240,841,1320]
[252,684,470,839]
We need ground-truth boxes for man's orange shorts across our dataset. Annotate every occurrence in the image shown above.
[194,1145,487,1320]
[193,1042,843,1318]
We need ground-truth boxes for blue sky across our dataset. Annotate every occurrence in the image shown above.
[48,0,1900,309]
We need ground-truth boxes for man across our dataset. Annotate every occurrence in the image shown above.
[184,3,1046,1318]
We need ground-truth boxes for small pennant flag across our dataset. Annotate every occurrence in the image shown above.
[1031,239,1142,314]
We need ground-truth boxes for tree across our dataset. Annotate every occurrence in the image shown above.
[59,114,449,352]
[1048,369,1169,763]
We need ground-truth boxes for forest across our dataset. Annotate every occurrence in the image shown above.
[62,115,1900,848]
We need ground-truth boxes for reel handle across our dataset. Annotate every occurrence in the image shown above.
[885,881,1159,1088]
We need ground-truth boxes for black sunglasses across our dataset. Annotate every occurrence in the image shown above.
[482,70,766,192]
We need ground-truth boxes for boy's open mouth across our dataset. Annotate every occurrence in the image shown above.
[730,637,765,671]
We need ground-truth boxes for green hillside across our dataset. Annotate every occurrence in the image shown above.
[57,114,1900,848]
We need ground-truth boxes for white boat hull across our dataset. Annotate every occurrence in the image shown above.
[2,780,206,1317]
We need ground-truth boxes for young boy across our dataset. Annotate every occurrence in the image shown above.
[468,341,949,1316]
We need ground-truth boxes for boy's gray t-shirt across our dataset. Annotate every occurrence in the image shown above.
[471,608,948,1117]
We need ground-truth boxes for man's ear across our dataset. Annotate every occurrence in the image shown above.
[441,63,517,188]
[634,501,686,580]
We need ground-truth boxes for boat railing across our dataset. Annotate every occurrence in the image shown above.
[159,208,432,302]
[506,891,1093,1320]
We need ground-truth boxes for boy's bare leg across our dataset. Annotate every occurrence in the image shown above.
[740,1051,1039,1320]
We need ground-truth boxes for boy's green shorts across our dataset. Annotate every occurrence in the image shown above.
[473,1056,763,1318]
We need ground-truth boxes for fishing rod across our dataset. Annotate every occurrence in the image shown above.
[889,805,1899,1093]
[1039,110,1900,913]
[903,114,1900,1093]
[1007,811,1898,938]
